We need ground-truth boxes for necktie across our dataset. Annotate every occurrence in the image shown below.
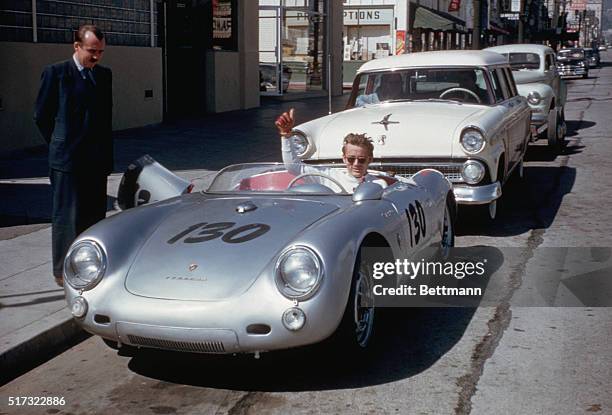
[82,68,96,86]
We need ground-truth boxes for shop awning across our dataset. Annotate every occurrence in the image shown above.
[489,23,510,35]
[412,4,466,32]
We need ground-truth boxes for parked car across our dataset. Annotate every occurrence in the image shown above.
[598,45,607,51]
[63,156,455,355]
[583,48,600,68]
[286,50,531,220]
[259,62,292,93]
[556,48,589,78]
[486,44,567,148]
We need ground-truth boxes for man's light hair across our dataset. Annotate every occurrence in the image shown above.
[75,24,104,43]
[342,133,374,157]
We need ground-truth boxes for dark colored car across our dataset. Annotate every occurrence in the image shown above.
[557,48,589,79]
[583,48,600,68]
[259,63,292,93]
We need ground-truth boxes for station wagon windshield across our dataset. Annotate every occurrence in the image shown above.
[348,68,492,107]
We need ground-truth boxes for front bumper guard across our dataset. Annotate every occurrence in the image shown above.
[453,182,502,205]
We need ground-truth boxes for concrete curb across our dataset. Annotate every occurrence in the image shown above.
[0,316,89,385]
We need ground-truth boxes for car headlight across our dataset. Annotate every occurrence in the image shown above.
[276,246,323,299]
[578,61,585,66]
[460,128,485,154]
[527,91,542,105]
[461,160,485,184]
[289,131,312,158]
[64,240,106,290]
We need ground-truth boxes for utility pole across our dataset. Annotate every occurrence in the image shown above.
[472,0,481,49]
[518,0,525,42]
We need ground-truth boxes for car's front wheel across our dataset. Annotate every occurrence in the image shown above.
[547,108,559,148]
[335,250,376,352]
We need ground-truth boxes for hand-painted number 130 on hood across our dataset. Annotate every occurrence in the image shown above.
[62,156,455,357]
[167,222,271,245]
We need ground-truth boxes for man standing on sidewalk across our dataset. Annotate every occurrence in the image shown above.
[34,24,113,287]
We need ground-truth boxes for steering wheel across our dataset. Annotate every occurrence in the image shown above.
[287,172,348,193]
[439,87,481,104]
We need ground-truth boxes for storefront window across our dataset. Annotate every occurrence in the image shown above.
[259,0,327,95]
[343,7,395,61]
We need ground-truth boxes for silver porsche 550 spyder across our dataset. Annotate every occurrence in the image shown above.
[63,157,455,355]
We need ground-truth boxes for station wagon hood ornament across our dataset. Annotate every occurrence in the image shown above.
[372,114,399,131]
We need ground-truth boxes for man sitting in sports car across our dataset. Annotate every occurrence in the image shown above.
[275,108,389,192]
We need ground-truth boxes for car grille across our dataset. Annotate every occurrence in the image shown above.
[127,334,226,353]
[374,164,463,182]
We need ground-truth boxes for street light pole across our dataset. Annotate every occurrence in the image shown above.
[472,0,481,49]
[518,0,525,42]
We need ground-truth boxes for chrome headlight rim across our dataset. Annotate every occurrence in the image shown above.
[275,245,324,300]
[288,130,314,159]
[527,91,543,105]
[460,127,486,154]
[63,240,107,291]
[461,160,486,184]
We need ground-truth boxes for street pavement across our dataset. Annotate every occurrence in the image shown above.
[0,94,350,383]
[1,54,611,415]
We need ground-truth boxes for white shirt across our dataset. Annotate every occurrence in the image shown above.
[281,137,387,192]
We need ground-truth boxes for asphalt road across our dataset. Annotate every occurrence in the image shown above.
[1,54,611,415]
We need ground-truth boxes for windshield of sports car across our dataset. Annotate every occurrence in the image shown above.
[348,68,492,107]
[501,52,541,70]
[207,163,368,195]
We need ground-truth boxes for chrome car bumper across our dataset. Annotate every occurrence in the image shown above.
[558,67,587,76]
[453,182,502,205]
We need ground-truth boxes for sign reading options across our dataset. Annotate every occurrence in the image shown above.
[344,8,394,25]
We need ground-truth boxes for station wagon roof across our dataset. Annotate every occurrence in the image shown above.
[357,50,508,73]
[486,44,554,55]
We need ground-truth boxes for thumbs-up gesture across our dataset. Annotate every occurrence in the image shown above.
[275,108,295,138]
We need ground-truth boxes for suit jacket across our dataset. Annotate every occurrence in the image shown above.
[34,59,113,175]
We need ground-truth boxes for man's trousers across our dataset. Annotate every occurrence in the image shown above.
[50,169,108,278]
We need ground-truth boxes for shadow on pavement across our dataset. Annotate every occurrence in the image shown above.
[565,120,596,138]
[126,307,478,391]
[456,165,576,237]
[524,141,584,163]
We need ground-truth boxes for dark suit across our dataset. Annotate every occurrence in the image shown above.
[34,58,113,278]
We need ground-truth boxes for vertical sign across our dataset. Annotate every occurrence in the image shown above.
[449,0,461,12]
[396,30,406,54]
[212,0,237,50]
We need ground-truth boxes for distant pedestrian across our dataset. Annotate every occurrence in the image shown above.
[34,24,113,287]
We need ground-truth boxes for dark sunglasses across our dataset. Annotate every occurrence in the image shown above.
[346,156,368,165]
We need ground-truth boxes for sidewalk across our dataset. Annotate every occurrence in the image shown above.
[0,94,349,383]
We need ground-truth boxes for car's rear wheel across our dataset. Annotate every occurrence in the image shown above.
[335,250,376,352]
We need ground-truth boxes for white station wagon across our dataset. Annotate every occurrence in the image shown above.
[486,44,567,148]
[289,50,531,219]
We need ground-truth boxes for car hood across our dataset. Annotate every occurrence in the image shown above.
[125,197,338,301]
[512,70,548,85]
[302,102,486,159]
